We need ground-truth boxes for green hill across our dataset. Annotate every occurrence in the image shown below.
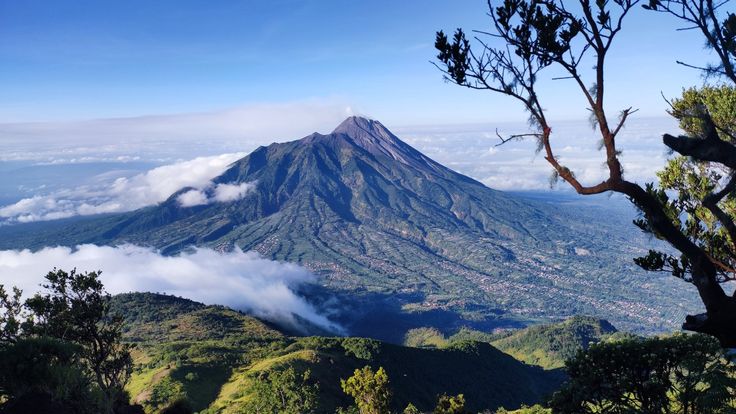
[116,292,563,413]
[489,316,618,369]
[110,292,283,343]
[403,316,618,370]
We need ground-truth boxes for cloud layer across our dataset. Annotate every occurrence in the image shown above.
[0,100,354,164]
[396,116,681,191]
[0,153,251,223]
[1,116,683,223]
[0,244,342,333]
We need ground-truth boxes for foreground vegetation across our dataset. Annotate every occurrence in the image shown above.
[3,273,736,413]
[112,293,562,413]
[0,269,139,414]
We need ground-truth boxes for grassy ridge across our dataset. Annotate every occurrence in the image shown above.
[115,293,564,413]
[403,316,618,370]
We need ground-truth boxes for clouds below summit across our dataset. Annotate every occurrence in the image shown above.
[0,244,342,333]
[0,116,683,222]
[0,153,249,223]
[177,182,255,207]
[396,116,680,191]
[0,100,354,164]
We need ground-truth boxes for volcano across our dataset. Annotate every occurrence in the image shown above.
[0,117,698,339]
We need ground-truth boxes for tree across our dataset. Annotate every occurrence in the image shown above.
[0,284,23,344]
[243,366,318,414]
[404,403,421,414]
[435,0,736,345]
[340,366,392,414]
[434,394,468,414]
[0,269,134,414]
[0,337,97,414]
[24,268,132,411]
[548,333,736,413]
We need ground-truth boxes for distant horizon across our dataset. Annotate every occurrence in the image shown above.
[0,112,677,225]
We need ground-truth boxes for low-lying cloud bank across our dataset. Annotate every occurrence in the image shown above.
[0,153,251,223]
[178,182,255,207]
[1,116,683,223]
[396,116,681,191]
[0,244,342,334]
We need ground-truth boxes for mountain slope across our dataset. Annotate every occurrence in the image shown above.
[403,316,620,370]
[488,316,618,369]
[117,293,563,413]
[0,117,698,337]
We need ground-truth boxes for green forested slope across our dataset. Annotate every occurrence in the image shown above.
[116,293,564,413]
[404,316,619,370]
[488,317,618,369]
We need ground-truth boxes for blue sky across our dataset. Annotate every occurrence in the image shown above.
[0,0,717,125]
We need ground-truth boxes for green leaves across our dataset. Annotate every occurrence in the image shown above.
[670,86,736,142]
[633,86,736,284]
[3,269,133,413]
[244,366,318,414]
[498,0,582,66]
[435,29,471,85]
[549,334,736,413]
[341,366,392,414]
[0,270,137,413]
[0,285,23,344]
[433,393,468,414]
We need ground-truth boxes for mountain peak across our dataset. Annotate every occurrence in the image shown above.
[332,116,387,137]
[328,116,439,172]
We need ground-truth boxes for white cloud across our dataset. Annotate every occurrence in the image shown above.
[0,244,343,334]
[176,182,257,207]
[396,116,681,191]
[213,183,254,203]
[177,190,209,207]
[108,153,247,206]
[0,100,354,163]
[0,153,253,223]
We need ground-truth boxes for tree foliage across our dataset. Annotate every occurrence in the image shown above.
[549,333,736,413]
[341,366,392,414]
[0,284,24,344]
[25,269,132,398]
[403,403,421,414]
[435,0,736,345]
[0,337,98,413]
[243,366,318,414]
[0,268,134,414]
[434,393,468,414]
[636,86,736,284]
